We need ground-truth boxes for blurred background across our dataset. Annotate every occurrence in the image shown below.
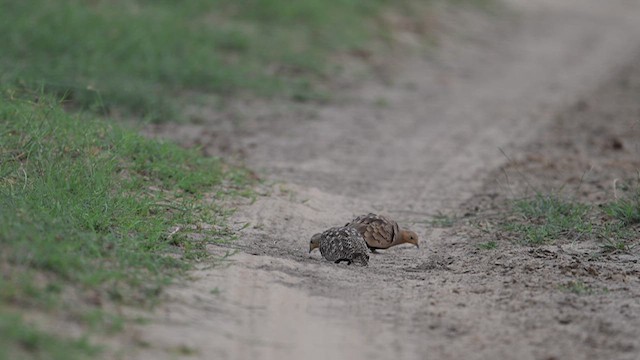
[0,0,482,122]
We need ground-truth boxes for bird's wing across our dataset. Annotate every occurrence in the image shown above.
[359,214,397,249]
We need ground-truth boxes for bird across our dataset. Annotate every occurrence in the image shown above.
[346,213,419,252]
[309,226,369,266]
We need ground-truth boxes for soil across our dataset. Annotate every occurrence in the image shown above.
[131,1,640,359]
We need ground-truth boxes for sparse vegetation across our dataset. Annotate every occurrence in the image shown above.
[558,280,609,296]
[603,186,640,226]
[500,190,639,250]
[505,194,592,244]
[558,280,593,295]
[477,240,498,250]
[599,238,633,254]
[430,211,458,228]
[0,92,252,356]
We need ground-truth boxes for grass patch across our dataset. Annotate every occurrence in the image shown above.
[599,238,633,254]
[477,240,498,250]
[0,0,441,121]
[558,280,609,296]
[504,194,592,245]
[558,280,593,295]
[603,187,640,226]
[499,189,639,249]
[0,91,251,355]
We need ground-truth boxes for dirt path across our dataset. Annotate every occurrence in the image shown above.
[134,1,640,359]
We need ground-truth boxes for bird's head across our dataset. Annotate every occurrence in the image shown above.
[400,230,420,248]
[309,233,321,253]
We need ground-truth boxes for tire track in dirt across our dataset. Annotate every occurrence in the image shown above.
[134,1,640,359]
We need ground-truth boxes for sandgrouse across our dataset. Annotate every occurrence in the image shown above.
[309,226,370,266]
[346,213,419,252]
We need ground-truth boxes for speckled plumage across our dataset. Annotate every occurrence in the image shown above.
[346,213,419,251]
[310,227,369,266]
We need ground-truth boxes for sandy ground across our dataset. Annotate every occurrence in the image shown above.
[133,1,640,359]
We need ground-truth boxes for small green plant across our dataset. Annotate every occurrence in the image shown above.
[603,191,640,226]
[172,345,199,356]
[477,241,498,250]
[599,238,633,254]
[558,280,592,295]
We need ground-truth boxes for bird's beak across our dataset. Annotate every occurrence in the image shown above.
[415,243,420,249]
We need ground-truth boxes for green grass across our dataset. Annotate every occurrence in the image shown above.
[599,238,633,254]
[501,190,639,248]
[0,0,425,121]
[603,189,640,226]
[558,280,593,295]
[477,240,498,250]
[505,194,592,244]
[0,91,252,356]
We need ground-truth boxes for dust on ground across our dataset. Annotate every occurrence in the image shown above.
[131,1,640,359]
